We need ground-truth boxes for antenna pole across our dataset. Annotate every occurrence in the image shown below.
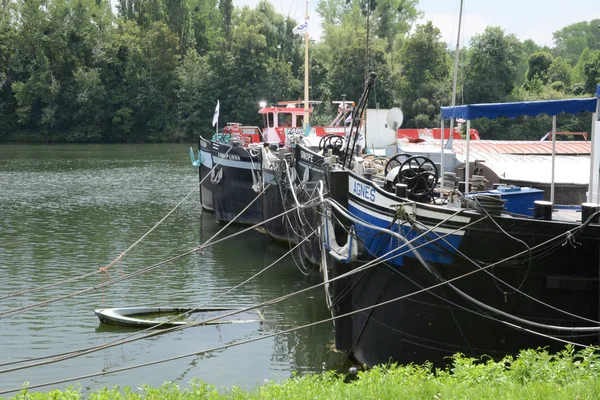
[446,0,463,150]
[303,0,310,135]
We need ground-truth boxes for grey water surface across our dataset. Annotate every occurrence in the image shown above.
[0,144,344,395]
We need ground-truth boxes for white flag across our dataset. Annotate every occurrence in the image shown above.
[212,100,220,127]
[292,21,308,35]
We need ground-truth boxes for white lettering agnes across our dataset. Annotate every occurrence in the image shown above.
[352,181,376,202]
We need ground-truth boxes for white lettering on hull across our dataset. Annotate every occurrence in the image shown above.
[218,152,241,161]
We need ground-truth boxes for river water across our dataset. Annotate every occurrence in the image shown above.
[0,144,345,395]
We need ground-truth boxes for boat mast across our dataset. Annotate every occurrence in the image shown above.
[303,0,310,135]
[447,0,463,150]
[440,0,463,188]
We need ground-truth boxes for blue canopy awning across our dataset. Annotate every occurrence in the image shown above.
[441,97,598,120]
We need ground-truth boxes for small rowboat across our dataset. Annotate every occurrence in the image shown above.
[94,306,263,329]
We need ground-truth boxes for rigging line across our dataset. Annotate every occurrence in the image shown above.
[0,204,478,374]
[332,209,598,339]
[370,259,479,356]
[0,216,326,374]
[0,144,235,302]
[472,196,532,293]
[332,216,479,356]
[0,199,319,320]
[343,272,390,363]
[0,192,563,369]
[0,203,580,376]
[288,232,315,276]
[325,212,395,309]
[0,201,327,363]
[412,237,600,332]
[285,159,307,226]
[410,218,600,326]
[0,228,322,369]
[1,240,595,396]
[151,226,322,330]
[201,181,271,249]
[330,213,595,355]
[284,179,324,275]
[282,185,320,243]
[327,199,600,331]
[198,227,321,309]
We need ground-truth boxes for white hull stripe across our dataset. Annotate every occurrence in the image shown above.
[200,150,213,168]
[349,199,466,237]
[211,157,260,170]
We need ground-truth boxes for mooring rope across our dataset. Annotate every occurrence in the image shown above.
[143,227,323,328]
[0,199,320,319]
[3,194,592,372]
[0,220,594,395]
[0,144,235,302]
[282,167,324,275]
[0,199,536,370]
[0,203,590,387]
[0,228,323,370]
[1,203,475,375]
[408,216,600,326]
[201,181,271,248]
[325,198,600,332]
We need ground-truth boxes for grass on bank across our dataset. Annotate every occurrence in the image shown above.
[6,346,600,400]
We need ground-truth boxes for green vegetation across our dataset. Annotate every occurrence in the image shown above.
[6,346,600,399]
[0,0,599,143]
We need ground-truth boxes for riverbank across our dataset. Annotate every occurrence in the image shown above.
[6,346,600,399]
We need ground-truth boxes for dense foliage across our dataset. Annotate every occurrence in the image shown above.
[7,346,600,399]
[0,0,599,142]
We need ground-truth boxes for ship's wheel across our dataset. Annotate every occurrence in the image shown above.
[397,156,439,198]
[319,134,345,155]
[384,153,411,175]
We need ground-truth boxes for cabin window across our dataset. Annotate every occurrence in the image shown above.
[278,113,292,127]
[267,113,274,128]
[295,115,303,128]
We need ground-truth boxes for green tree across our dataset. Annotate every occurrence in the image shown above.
[372,0,419,52]
[583,50,600,94]
[328,38,395,108]
[516,39,543,86]
[72,67,106,141]
[117,0,164,27]
[97,19,144,142]
[552,19,600,64]
[524,51,553,86]
[397,21,450,127]
[572,47,593,84]
[9,0,112,140]
[138,22,180,140]
[164,0,194,55]
[176,48,214,139]
[548,56,572,87]
[0,0,18,139]
[219,0,233,49]
[191,0,220,54]
[463,27,521,104]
